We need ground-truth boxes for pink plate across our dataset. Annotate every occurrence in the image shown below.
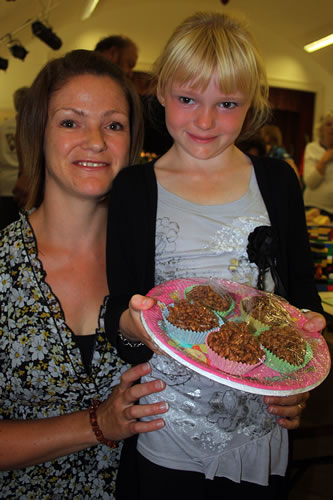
[140,278,331,396]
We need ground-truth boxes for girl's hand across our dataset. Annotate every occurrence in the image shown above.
[264,392,310,430]
[119,294,164,353]
[302,310,326,333]
[96,362,168,441]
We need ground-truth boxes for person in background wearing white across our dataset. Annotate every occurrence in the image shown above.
[303,110,333,220]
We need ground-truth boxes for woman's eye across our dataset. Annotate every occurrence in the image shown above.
[107,122,123,131]
[60,119,76,128]
[179,96,194,105]
[220,101,237,109]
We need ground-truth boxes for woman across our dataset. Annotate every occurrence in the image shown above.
[0,50,168,499]
[303,110,333,219]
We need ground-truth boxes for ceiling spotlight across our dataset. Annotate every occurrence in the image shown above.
[31,21,62,50]
[0,57,9,70]
[8,40,28,60]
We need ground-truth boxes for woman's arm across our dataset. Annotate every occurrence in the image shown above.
[0,363,167,471]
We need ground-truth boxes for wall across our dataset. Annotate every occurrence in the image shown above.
[1,0,333,131]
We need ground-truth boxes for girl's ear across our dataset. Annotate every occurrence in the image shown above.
[157,89,165,107]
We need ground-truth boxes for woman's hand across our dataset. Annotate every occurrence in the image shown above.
[119,294,163,353]
[96,362,168,442]
[264,392,309,430]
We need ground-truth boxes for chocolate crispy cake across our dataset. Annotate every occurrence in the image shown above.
[207,321,264,364]
[166,299,219,332]
[259,325,307,366]
[186,285,232,312]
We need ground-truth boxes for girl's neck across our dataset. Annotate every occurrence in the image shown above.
[154,145,252,205]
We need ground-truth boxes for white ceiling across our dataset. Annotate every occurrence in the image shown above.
[0,0,332,77]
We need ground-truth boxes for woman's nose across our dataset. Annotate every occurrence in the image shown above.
[194,107,215,130]
[82,128,106,152]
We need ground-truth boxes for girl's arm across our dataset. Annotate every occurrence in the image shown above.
[0,363,167,470]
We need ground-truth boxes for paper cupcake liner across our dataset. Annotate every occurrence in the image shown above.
[162,305,221,348]
[205,342,264,376]
[262,341,313,374]
[184,285,235,318]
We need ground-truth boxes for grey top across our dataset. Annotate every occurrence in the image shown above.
[137,168,288,485]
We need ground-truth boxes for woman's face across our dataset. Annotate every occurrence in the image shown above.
[321,115,333,149]
[43,74,130,202]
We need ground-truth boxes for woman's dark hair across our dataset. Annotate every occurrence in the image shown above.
[18,49,143,209]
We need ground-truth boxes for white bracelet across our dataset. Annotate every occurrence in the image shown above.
[117,330,145,348]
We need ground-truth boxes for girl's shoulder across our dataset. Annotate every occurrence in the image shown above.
[113,160,157,192]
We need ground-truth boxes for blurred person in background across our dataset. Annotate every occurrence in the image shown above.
[303,110,333,220]
[260,124,301,182]
[95,35,138,77]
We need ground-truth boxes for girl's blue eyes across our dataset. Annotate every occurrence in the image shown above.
[178,97,237,109]
[220,101,237,109]
[179,96,194,104]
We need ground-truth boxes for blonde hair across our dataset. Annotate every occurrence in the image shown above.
[154,12,270,138]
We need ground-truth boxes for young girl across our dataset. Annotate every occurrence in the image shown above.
[106,12,324,499]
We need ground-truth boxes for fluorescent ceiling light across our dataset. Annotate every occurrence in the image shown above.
[81,0,100,20]
[304,33,333,53]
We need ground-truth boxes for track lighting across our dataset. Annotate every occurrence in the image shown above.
[0,57,9,70]
[8,39,28,60]
[31,21,62,50]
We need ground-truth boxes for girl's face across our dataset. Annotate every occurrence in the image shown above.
[159,76,250,161]
[43,74,130,202]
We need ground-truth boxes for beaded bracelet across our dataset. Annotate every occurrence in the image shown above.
[88,399,117,448]
[117,330,145,348]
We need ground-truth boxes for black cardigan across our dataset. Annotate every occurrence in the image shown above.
[106,156,322,362]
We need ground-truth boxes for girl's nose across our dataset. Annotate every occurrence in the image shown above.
[194,107,215,130]
[82,128,107,152]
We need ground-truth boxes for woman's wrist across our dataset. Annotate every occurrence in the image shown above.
[88,399,117,448]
